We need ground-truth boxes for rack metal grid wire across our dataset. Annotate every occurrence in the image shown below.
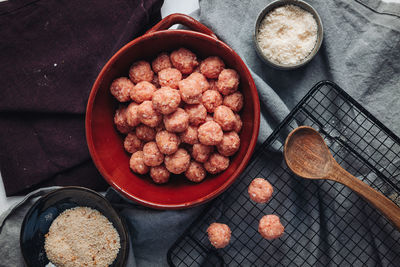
[167,81,400,266]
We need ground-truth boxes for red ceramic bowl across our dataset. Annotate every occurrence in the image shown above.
[86,14,260,209]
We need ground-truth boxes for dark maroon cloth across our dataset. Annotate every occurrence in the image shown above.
[0,0,164,196]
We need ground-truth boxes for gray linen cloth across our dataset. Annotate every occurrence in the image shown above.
[1,0,400,266]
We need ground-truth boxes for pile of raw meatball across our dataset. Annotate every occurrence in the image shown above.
[207,178,285,249]
[111,48,243,184]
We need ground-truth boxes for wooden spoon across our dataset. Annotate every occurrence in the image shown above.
[284,126,400,230]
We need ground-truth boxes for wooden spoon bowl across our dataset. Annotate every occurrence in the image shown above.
[284,126,400,230]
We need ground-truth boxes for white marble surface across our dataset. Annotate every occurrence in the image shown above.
[0,0,199,215]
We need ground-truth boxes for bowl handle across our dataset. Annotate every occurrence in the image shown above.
[145,13,218,39]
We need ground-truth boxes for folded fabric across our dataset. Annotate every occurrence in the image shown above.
[0,0,164,196]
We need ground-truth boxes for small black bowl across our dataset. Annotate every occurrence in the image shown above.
[20,186,129,267]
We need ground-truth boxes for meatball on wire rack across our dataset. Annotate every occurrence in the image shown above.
[167,81,400,266]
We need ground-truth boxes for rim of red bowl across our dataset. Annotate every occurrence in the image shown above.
[86,29,260,209]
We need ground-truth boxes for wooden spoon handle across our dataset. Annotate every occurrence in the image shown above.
[330,164,400,230]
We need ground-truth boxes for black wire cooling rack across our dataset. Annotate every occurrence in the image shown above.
[167,81,400,266]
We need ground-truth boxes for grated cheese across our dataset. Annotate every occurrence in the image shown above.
[257,5,318,65]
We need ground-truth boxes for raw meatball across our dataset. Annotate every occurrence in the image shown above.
[158,68,182,89]
[135,124,156,141]
[137,101,162,127]
[126,102,140,127]
[185,161,206,182]
[110,77,134,102]
[130,81,156,103]
[163,108,189,133]
[192,144,213,163]
[143,141,164,167]
[170,48,199,74]
[187,72,210,92]
[248,178,274,204]
[124,133,143,154]
[114,105,133,134]
[213,105,236,131]
[209,79,218,91]
[152,53,172,73]
[223,92,244,112]
[217,69,239,95]
[150,165,170,184]
[204,153,229,174]
[129,60,154,84]
[178,77,202,104]
[184,104,207,126]
[179,125,198,145]
[207,223,231,249]
[258,215,285,240]
[217,131,240,156]
[164,148,190,174]
[198,121,223,145]
[152,87,181,115]
[202,90,223,113]
[233,113,242,133]
[200,57,225,79]
[129,151,149,174]
[155,130,180,155]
